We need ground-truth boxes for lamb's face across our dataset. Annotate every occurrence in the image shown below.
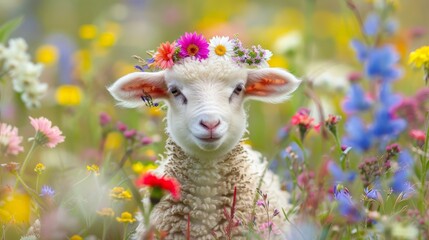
[163,59,248,158]
[108,58,301,159]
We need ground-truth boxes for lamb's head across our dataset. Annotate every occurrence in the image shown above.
[108,57,300,159]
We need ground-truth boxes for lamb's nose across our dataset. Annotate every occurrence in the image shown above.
[200,119,221,130]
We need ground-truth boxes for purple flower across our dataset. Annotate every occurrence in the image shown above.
[328,161,356,183]
[364,13,380,36]
[116,121,127,132]
[123,129,137,139]
[40,185,55,197]
[177,32,209,60]
[370,108,406,139]
[256,199,265,207]
[99,112,111,126]
[334,185,364,222]
[342,117,374,153]
[365,45,402,82]
[276,125,290,142]
[280,142,304,164]
[364,187,379,200]
[342,84,372,113]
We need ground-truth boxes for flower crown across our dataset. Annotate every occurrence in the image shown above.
[134,32,273,71]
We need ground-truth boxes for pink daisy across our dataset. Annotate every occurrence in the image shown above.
[29,117,65,148]
[0,123,24,156]
[177,32,209,60]
[154,41,177,69]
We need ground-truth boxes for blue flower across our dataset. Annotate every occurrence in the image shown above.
[370,108,406,138]
[342,84,372,113]
[365,45,402,82]
[40,185,55,197]
[276,125,290,142]
[391,170,415,198]
[364,13,380,36]
[342,117,374,152]
[334,185,364,222]
[379,83,401,109]
[364,187,379,200]
[328,161,356,183]
[351,39,369,62]
[397,150,414,169]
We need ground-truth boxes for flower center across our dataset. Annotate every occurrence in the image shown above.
[187,44,199,56]
[215,45,226,56]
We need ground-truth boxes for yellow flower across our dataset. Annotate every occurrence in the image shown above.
[116,211,136,223]
[110,187,132,200]
[34,163,46,174]
[0,192,31,224]
[148,106,164,118]
[79,24,97,39]
[104,132,123,150]
[36,45,58,65]
[97,208,115,217]
[131,162,157,175]
[409,46,429,69]
[55,85,83,106]
[86,164,100,176]
[70,235,83,240]
[97,32,116,48]
[75,50,92,73]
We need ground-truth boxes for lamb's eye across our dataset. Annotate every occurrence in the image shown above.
[233,84,244,95]
[170,87,181,97]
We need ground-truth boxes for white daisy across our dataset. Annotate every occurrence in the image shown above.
[209,36,233,58]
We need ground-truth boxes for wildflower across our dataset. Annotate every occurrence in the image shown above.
[29,117,65,148]
[177,32,209,60]
[0,123,24,156]
[104,132,122,150]
[70,235,83,240]
[370,108,406,139]
[116,121,127,132]
[350,39,368,62]
[365,45,402,82]
[327,161,356,183]
[110,187,132,200]
[209,36,233,58]
[97,208,115,217]
[256,199,265,207]
[325,114,341,137]
[363,187,379,200]
[154,41,177,69]
[0,192,31,224]
[410,129,426,146]
[55,85,82,106]
[123,129,137,139]
[291,108,319,140]
[280,142,304,164]
[379,83,401,109]
[131,162,157,174]
[334,184,364,222]
[363,13,380,37]
[39,185,55,197]
[1,162,20,173]
[97,31,116,48]
[408,46,429,69]
[276,125,290,142]
[86,164,100,176]
[34,163,46,174]
[342,84,372,113]
[342,116,373,152]
[36,45,58,65]
[99,112,111,126]
[135,172,180,200]
[116,211,136,223]
[391,170,415,199]
[79,24,97,39]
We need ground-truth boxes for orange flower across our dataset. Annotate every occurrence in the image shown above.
[154,41,176,69]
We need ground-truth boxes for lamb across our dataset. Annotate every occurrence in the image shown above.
[108,34,301,239]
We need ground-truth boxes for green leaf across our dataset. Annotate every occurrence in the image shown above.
[0,17,23,43]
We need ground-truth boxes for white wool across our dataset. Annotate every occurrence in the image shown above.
[109,56,301,239]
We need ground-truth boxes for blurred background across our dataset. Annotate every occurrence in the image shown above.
[1,0,428,154]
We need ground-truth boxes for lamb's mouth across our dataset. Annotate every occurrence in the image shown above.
[196,136,221,143]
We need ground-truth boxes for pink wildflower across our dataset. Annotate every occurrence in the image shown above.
[154,41,177,69]
[29,117,65,148]
[177,32,209,60]
[410,129,426,142]
[0,123,24,156]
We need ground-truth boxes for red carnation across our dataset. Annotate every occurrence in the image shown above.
[135,172,181,200]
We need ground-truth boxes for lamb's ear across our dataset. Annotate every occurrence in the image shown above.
[245,68,301,103]
[108,71,167,108]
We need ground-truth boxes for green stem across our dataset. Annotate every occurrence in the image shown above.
[102,219,107,240]
[419,114,429,212]
[122,223,128,240]
[19,140,37,176]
